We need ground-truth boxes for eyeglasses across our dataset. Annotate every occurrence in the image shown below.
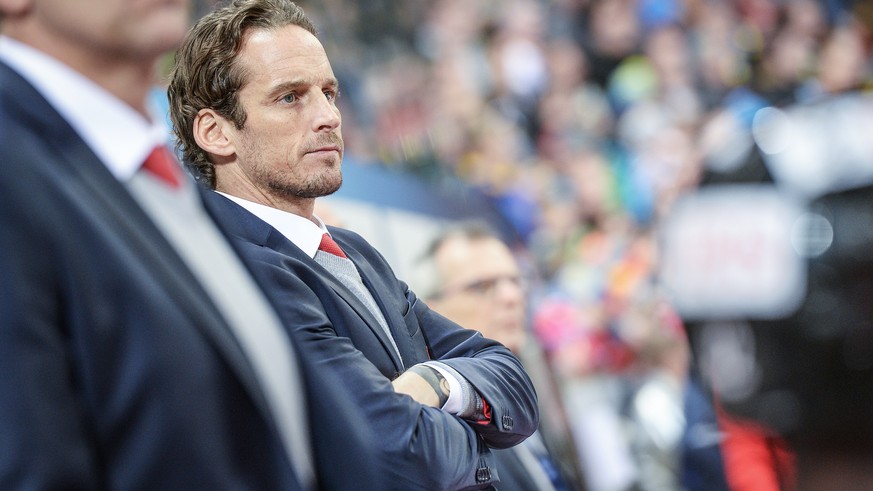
[433,274,525,299]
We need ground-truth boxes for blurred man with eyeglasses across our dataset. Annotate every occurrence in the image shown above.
[419,221,586,491]
[423,224,528,355]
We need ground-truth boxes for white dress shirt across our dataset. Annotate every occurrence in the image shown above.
[218,192,328,257]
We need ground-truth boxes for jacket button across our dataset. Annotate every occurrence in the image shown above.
[502,415,513,430]
[476,467,491,483]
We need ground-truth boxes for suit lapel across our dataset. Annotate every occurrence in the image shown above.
[203,192,404,371]
[266,227,406,371]
[0,62,275,428]
[330,235,418,364]
[308,251,405,370]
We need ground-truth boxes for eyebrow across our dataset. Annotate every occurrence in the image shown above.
[266,77,340,100]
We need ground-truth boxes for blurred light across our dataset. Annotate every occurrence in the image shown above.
[751,106,788,155]
[755,94,873,199]
[791,212,833,258]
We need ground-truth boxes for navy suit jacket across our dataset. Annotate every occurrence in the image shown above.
[202,192,540,490]
[0,61,383,490]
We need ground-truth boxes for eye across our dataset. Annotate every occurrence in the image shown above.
[465,278,499,295]
[280,93,297,104]
[324,89,339,102]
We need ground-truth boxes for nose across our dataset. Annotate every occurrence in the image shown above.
[493,277,525,306]
[312,91,341,132]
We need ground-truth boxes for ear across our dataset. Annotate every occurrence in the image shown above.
[192,109,236,158]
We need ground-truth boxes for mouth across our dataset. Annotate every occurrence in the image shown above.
[308,146,341,154]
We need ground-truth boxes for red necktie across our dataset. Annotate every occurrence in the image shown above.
[318,233,347,258]
[142,146,182,188]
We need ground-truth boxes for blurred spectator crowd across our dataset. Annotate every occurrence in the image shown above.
[191,1,872,489]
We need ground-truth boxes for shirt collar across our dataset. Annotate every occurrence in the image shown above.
[218,193,329,258]
[0,36,168,181]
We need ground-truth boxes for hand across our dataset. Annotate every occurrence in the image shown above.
[392,365,450,408]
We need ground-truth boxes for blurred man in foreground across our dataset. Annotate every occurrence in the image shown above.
[0,0,381,488]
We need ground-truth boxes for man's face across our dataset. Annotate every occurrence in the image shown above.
[226,24,343,201]
[429,237,527,353]
[29,0,189,61]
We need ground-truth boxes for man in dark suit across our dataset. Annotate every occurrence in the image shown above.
[419,222,586,491]
[167,1,539,489]
[0,0,382,489]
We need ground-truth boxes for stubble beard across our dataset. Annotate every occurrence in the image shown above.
[275,167,343,199]
[245,137,344,200]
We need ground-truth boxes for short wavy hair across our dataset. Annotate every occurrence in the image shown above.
[167,0,317,188]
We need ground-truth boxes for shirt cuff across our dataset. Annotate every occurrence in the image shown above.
[421,361,466,415]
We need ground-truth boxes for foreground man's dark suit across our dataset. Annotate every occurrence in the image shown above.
[203,191,540,490]
[0,61,383,490]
